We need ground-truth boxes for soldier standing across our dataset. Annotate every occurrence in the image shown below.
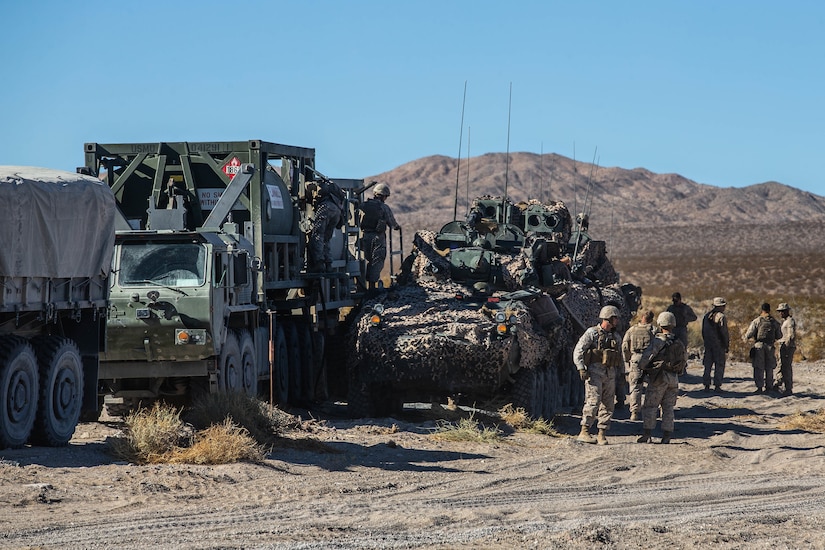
[745,302,782,394]
[574,305,624,445]
[666,292,697,349]
[702,297,730,392]
[307,179,344,272]
[359,183,401,291]
[636,311,687,444]
[773,302,797,396]
[621,310,656,421]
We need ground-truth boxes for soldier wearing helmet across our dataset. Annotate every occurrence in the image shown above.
[635,310,687,444]
[573,304,624,445]
[701,297,730,392]
[359,182,401,291]
[621,310,656,421]
[773,302,796,396]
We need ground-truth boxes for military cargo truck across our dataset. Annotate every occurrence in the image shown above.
[0,166,115,448]
[81,141,363,413]
[348,196,641,419]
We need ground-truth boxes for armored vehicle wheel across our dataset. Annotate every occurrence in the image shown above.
[297,324,316,402]
[512,367,543,420]
[284,323,302,404]
[272,325,289,405]
[238,331,257,397]
[30,336,84,446]
[218,331,242,392]
[0,336,38,449]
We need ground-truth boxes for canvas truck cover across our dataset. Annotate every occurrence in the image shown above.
[0,166,116,278]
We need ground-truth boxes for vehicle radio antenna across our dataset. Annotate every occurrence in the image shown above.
[501,82,512,222]
[453,80,467,221]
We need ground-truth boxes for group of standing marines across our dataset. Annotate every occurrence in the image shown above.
[573,292,798,445]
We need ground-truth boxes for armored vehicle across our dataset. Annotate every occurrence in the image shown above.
[0,166,114,448]
[348,196,641,418]
[81,141,364,413]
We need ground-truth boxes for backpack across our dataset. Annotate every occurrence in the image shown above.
[756,316,776,343]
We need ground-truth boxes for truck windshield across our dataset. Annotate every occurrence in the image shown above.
[119,242,207,287]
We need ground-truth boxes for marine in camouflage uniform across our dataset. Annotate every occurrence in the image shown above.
[359,183,400,290]
[307,181,343,272]
[666,292,697,349]
[574,305,623,445]
[702,297,730,392]
[621,310,655,421]
[745,302,782,394]
[636,311,687,444]
[773,303,796,396]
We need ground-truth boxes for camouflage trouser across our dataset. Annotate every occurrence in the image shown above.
[702,344,726,388]
[751,342,776,390]
[674,327,689,349]
[362,230,387,283]
[580,363,616,430]
[641,371,679,432]
[308,201,341,270]
[777,344,794,392]
[627,361,644,414]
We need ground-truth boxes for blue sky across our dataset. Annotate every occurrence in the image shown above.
[2,1,823,195]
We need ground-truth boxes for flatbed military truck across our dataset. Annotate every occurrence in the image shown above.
[0,166,115,448]
[81,141,363,413]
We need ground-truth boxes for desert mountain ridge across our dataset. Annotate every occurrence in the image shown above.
[366,152,825,239]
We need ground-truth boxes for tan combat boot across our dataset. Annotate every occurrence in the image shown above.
[596,429,609,446]
[637,429,652,443]
[660,431,672,444]
[577,425,596,444]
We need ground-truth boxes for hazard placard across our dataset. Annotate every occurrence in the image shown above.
[222,157,242,180]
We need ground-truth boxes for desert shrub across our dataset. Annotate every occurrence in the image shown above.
[184,392,298,445]
[167,419,264,464]
[430,415,502,442]
[498,404,561,436]
[780,409,825,433]
[107,402,193,463]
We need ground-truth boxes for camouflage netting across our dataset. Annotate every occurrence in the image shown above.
[348,198,640,418]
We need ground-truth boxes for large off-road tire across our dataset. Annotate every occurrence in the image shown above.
[217,331,242,392]
[0,336,38,449]
[237,331,257,397]
[347,361,376,418]
[272,325,289,405]
[30,336,84,446]
[297,323,316,402]
[512,366,543,420]
[284,323,302,404]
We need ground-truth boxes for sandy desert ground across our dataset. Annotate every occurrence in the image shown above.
[1,359,825,549]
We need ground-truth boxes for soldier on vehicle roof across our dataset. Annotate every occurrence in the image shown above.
[745,302,782,394]
[359,183,401,291]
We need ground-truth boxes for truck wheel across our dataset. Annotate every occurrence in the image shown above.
[30,337,84,447]
[272,325,289,405]
[297,324,316,402]
[238,331,257,397]
[512,367,542,420]
[218,331,242,392]
[284,323,302,404]
[0,336,38,449]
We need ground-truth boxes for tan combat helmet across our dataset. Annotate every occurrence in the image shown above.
[712,297,727,307]
[599,305,620,319]
[776,303,790,312]
[374,183,391,197]
[657,311,677,328]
